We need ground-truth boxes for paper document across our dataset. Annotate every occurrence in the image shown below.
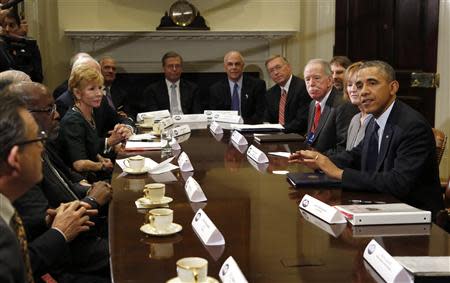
[128,133,156,141]
[394,257,450,273]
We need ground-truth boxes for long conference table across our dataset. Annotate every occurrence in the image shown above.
[109,129,450,283]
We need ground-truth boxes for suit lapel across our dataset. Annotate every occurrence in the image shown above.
[310,90,335,142]
[223,79,232,109]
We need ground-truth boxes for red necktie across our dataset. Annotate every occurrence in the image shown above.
[311,102,321,133]
[278,88,287,125]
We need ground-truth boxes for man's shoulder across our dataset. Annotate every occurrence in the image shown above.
[180,78,199,89]
[391,100,429,126]
[243,74,265,85]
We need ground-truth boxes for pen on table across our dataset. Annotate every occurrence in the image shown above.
[348,200,386,204]
[128,139,153,142]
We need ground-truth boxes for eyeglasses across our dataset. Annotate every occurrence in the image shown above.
[29,104,57,115]
[15,131,48,147]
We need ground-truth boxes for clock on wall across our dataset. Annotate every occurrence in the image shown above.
[157,0,210,30]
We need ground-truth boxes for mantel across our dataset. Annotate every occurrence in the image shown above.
[65,30,297,41]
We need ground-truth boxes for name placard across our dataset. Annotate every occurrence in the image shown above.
[169,139,181,150]
[231,130,248,145]
[363,239,412,283]
[172,114,208,123]
[154,117,174,134]
[214,114,243,124]
[246,156,268,173]
[192,208,225,246]
[172,124,191,137]
[219,256,248,283]
[299,194,346,224]
[246,145,269,163]
[137,110,170,122]
[204,110,238,121]
[209,121,223,134]
[178,152,194,172]
[185,176,207,202]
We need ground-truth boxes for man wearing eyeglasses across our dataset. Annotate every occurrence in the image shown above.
[264,55,311,134]
[139,51,202,115]
[7,83,112,282]
[0,94,99,282]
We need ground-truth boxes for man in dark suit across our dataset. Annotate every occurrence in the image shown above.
[264,55,311,134]
[140,51,202,115]
[304,59,357,155]
[208,51,266,124]
[289,61,444,217]
[100,55,132,118]
[0,94,96,282]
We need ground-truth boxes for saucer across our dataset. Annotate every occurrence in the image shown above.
[140,223,182,236]
[137,196,173,206]
[123,167,149,175]
[166,276,219,283]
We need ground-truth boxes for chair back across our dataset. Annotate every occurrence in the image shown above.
[432,128,447,165]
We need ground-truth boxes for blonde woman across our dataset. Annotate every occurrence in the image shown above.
[345,61,372,150]
[58,65,117,180]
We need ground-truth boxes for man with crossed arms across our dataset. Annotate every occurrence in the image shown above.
[289,60,444,218]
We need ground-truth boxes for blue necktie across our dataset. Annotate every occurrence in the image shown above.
[231,83,239,114]
[365,121,380,172]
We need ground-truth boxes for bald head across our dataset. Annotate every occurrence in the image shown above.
[70,52,92,68]
[0,70,31,84]
[72,57,101,73]
[9,82,49,108]
[223,51,245,82]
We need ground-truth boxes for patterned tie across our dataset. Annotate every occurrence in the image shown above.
[278,88,287,125]
[11,212,34,283]
[105,87,115,110]
[231,83,240,114]
[365,121,380,172]
[170,84,182,115]
[311,102,321,133]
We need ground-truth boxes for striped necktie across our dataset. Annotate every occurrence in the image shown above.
[278,88,287,125]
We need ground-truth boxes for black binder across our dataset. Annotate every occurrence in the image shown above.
[286,172,341,188]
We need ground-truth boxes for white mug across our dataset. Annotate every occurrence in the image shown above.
[176,257,208,283]
[125,155,145,171]
[142,114,155,126]
[148,208,173,231]
[143,183,165,201]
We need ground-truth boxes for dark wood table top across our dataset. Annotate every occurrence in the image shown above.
[109,130,450,283]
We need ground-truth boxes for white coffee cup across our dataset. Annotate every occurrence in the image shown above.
[125,155,145,171]
[148,208,173,231]
[143,183,165,201]
[142,114,155,126]
[176,257,208,283]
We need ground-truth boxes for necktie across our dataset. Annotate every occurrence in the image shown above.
[231,83,240,114]
[170,84,182,115]
[278,88,287,125]
[311,102,321,133]
[105,87,115,110]
[11,212,34,283]
[43,153,79,200]
[365,121,380,172]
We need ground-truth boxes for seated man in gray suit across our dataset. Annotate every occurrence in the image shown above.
[209,51,266,124]
[140,51,202,115]
[290,60,444,218]
[304,59,357,155]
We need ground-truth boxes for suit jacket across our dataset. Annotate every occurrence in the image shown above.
[346,112,372,150]
[306,88,358,155]
[208,75,266,124]
[264,75,311,134]
[140,79,202,114]
[108,82,132,116]
[0,217,27,283]
[330,100,444,217]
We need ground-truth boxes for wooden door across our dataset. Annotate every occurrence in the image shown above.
[335,0,440,125]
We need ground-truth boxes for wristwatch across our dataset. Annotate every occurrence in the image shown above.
[169,0,196,27]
